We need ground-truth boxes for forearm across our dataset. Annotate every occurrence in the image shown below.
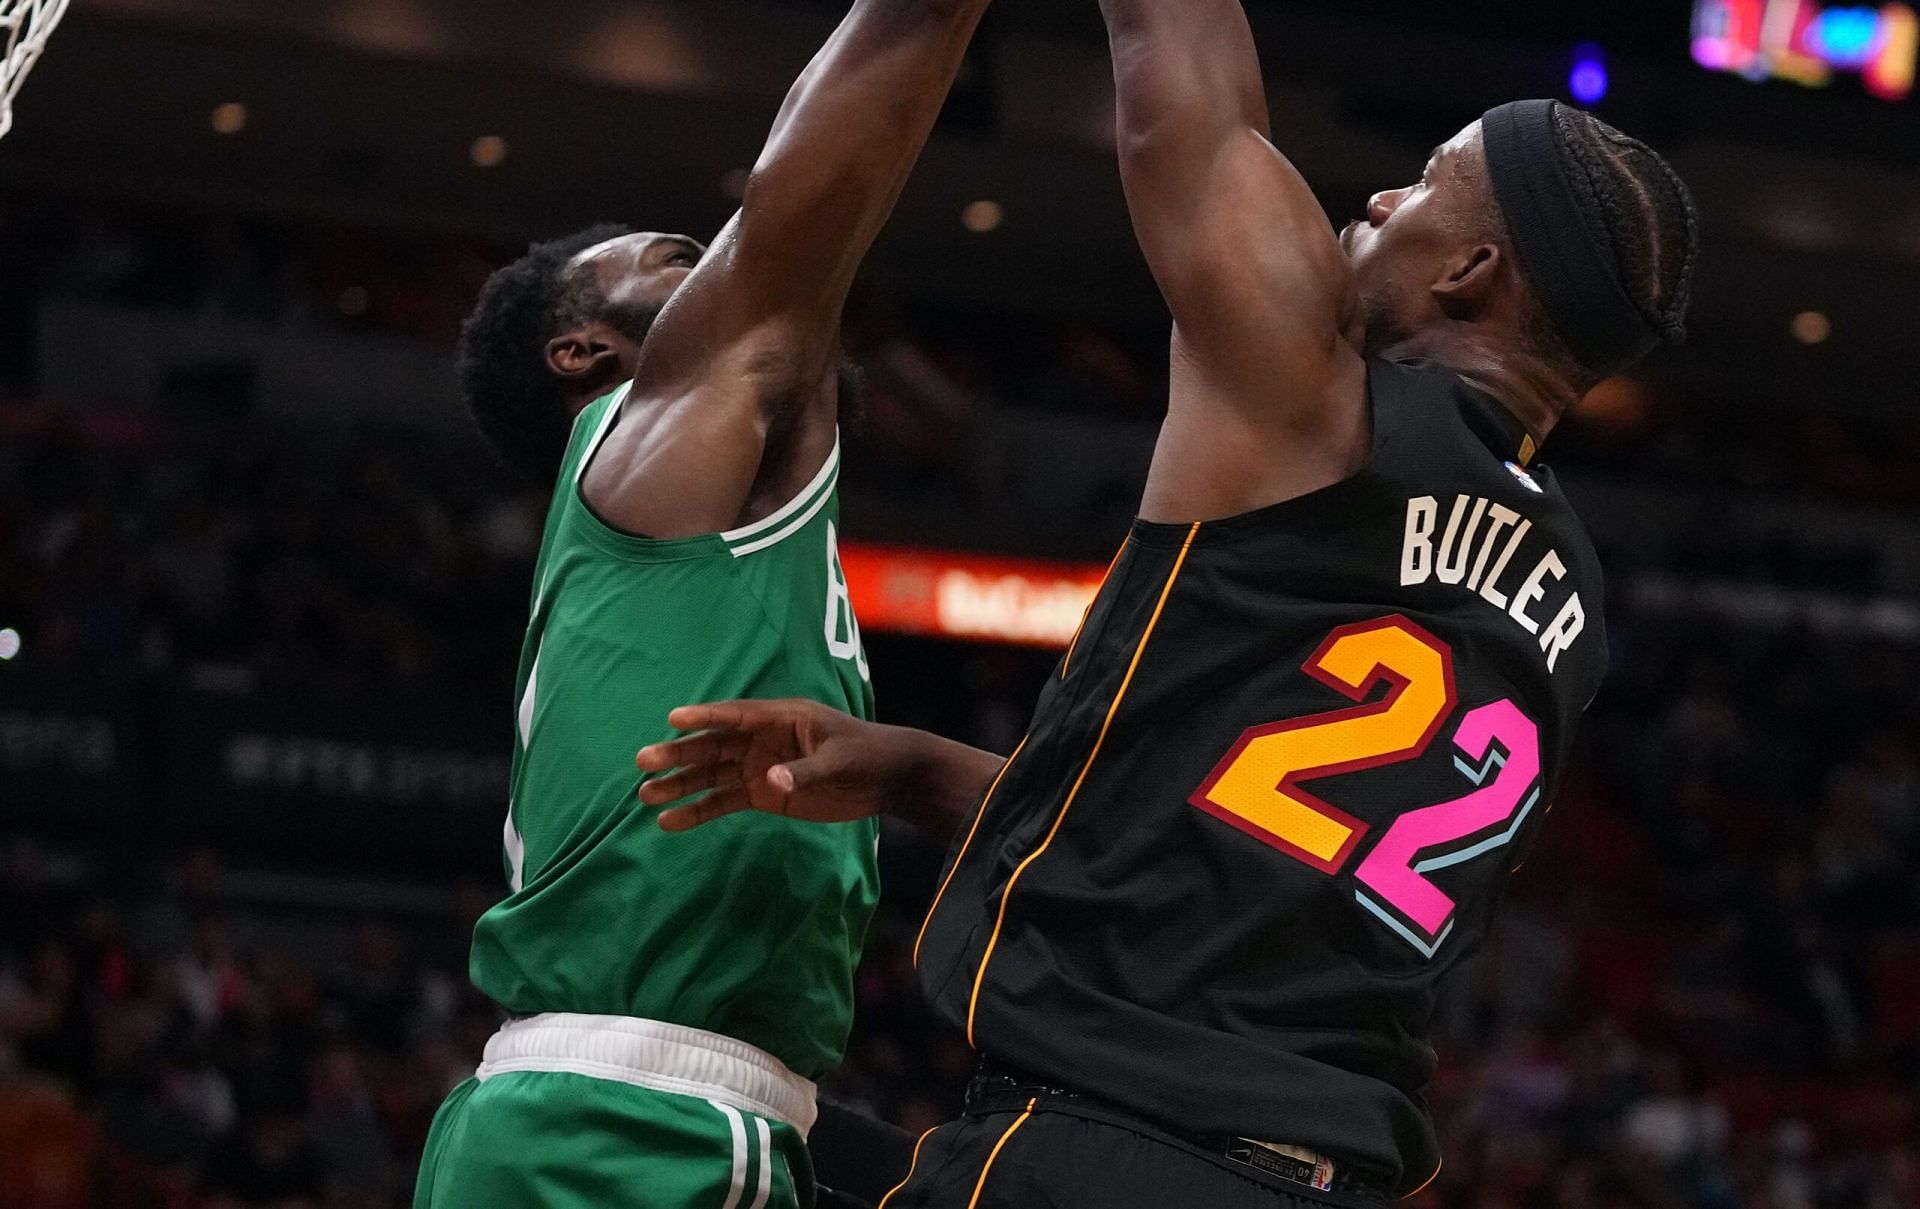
[1099,0,1280,301]
[1096,0,1349,372]
[1100,0,1269,161]
[606,0,992,534]
[734,0,994,318]
[886,726,1006,843]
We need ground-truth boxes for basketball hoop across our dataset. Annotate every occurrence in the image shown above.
[1,0,72,139]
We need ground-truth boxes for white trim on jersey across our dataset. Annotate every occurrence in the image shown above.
[503,807,526,894]
[721,438,841,546]
[516,645,541,749]
[728,466,839,558]
[574,382,633,487]
[574,385,837,557]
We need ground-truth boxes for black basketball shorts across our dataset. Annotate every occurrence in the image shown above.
[877,1106,1386,1209]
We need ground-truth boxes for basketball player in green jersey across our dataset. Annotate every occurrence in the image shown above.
[415,3,995,1207]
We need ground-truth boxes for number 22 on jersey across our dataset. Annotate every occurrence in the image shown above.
[1188,615,1542,958]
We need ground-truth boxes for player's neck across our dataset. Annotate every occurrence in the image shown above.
[1382,327,1572,448]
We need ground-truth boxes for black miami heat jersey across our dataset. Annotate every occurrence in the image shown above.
[914,358,1607,1196]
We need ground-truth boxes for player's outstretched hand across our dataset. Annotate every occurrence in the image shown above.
[637,700,909,832]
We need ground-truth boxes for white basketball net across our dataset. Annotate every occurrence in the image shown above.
[1,0,72,139]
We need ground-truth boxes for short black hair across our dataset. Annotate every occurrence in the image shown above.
[1526,109,1700,390]
[458,224,636,483]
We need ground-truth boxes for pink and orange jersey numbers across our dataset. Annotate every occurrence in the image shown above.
[1189,617,1456,874]
[1189,615,1544,958]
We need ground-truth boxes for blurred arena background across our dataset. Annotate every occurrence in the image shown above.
[2,1,1919,1206]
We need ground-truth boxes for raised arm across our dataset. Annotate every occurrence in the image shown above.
[1100,0,1369,521]
[587,0,993,537]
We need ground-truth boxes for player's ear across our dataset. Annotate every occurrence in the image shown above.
[545,324,624,382]
[1431,242,1502,318]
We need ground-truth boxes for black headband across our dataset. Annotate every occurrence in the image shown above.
[1481,99,1660,375]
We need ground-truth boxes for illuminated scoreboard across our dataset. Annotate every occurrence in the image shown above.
[1693,0,1917,99]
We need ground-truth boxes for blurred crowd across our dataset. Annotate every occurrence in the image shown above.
[0,402,541,698]
[4,622,1918,1209]
[0,842,495,1208]
[3,367,1917,704]
[1403,609,1920,1209]
[0,198,1917,1209]
[2,609,1917,1209]
[8,197,1920,501]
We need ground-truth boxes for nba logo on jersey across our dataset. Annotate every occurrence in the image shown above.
[1312,1154,1336,1192]
[1505,461,1544,493]
[1227,1139,1340,1192]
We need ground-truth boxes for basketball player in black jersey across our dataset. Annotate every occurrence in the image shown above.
[637,0,1699,1204]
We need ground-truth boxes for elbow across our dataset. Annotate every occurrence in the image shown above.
[1109,54,1219,160]
[737,165,784,222]
[1114,111,1179,164]
[862,0,978,27]
[1098,0,1154,40]
[1110,74,1191,162]
[918,0,978,21]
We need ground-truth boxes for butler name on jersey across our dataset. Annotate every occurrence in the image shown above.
[1399,485,1588,674]
[915,358,1609,1195]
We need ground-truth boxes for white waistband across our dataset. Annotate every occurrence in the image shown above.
[477,1013,818,1137]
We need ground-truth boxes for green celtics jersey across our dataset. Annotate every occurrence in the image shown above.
[470,384,878,1081]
